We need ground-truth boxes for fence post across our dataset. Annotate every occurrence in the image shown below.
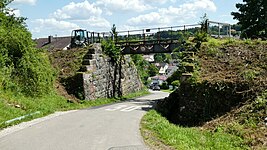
[129,31,130,44]
[218,23,220,38]
[157,28,160,43]
[143,29,145,44]
[171,27,173,42]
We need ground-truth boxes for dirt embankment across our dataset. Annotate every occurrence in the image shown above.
[157,40,267,149]
[199,42,267,149]
[199,43,267,92]
[48,47,89,101]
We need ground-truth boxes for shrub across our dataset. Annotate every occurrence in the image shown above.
[0,3,55,96]
[171,80,180,87]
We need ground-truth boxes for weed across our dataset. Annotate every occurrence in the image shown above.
[241,70,260,81]
[171,80,180,87]
[224,38,236,45]
[244,39,253,45]
[141,110,248,150]
[206,38,223,47]
[206,47,221,57]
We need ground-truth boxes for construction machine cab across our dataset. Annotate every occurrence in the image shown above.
[70,29,88,48]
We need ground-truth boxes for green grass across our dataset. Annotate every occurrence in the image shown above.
[0,89,149,129]
[203,38,267,47]
[161,89,174,93]
[141,110,249,150]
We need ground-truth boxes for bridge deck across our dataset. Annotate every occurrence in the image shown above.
[116,39,181,54]
[87,21,231,54]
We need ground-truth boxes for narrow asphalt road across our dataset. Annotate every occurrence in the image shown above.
[0,91,169,150]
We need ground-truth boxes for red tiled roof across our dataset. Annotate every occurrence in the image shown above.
[151,75,167,81]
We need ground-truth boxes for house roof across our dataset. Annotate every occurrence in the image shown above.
[34,36,71,50]
[167,66,178,70]
[151,75,167,81]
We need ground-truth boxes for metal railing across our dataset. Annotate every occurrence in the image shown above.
[87,24,202,45]
[207,20,232,38]
[86,21,232,45]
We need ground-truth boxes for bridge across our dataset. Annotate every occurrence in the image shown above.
[84,21,231,54]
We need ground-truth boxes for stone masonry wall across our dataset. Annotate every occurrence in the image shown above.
[81,44,143,100]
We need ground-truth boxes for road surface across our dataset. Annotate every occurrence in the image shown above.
[0,91,169,150]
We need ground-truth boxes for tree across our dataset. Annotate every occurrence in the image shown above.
[148,64,159,77]
[0,1,55,96]
[231,0,267,38]
[110,24,118,41]
[200,13,208,33]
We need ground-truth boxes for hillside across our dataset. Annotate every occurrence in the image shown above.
[199,40,267,149]
[48,47,89,101]
[154,39,267,149]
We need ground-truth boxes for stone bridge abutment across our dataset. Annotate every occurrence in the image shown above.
[79,44,143,100]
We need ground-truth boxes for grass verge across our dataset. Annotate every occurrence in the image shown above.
[0,89,149,129]
[141,110,249,150]
[161,89,174,93]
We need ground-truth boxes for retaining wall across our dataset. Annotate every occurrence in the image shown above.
[80,44,143,100]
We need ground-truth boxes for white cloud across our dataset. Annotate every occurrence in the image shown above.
[96,0,153,12]
[31,1,112,37]
[34,18,80,30]
[74,17,111,29]
[143,0,168,4]
[53,1,102,20]
[7,9,21,17]
[31,18,80,37]
[13,0,36,5]
[127,0,216,27]
[127,12,166,26]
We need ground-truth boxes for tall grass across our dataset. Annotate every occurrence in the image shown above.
[141,110,248,150]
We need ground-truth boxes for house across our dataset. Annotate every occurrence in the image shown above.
[166,65,178,77]
[150,75,167,85]
[34,36,71,50]
[154,63,169,75]
[143,54,154,62]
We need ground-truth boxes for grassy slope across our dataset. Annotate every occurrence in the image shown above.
[142,110,248,150]
[0,46,149,129]
[141,39,267,149]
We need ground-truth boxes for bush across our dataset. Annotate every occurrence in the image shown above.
[171,80,180,87]
[160,82,169,90]
[0,4,55,96]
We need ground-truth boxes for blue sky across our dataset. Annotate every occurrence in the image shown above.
[10,0,243,38]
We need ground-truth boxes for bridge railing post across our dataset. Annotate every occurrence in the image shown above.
[171,27,173,42]
[157,28,160,43]
[92,32,95,43]
[218,23,220,38]
[143,29,145,44]
[127,31,129,44]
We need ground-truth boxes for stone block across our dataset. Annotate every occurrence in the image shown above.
[183,58,194,63]
[82,59,91,65]
[80,65,95,72]
[184,64,194,73]
[184,52,194,57]
[89,60,97,66]
[83,54,95,59]
[180,73,193,83]
[88,48,96,54]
